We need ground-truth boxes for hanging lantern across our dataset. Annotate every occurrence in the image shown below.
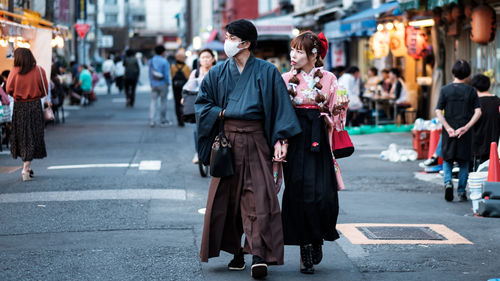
[405,26,429,60]
[470,4,496,45]
[370,30,390,59]
[390,22,407,57]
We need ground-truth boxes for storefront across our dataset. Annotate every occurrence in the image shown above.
[253,14,297,73]
[0,9,69,79]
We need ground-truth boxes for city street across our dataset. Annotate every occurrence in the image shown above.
[1,88,499,281]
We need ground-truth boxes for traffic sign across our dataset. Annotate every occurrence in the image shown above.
[74,23,91,39]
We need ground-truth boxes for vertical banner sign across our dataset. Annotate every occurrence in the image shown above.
[76,0,87,20]
[331,41,346,67]
[405,26,429,59]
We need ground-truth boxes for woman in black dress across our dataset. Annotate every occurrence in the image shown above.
[471,74,500,167]
[435,60,482,201]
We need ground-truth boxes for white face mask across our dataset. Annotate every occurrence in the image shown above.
[224,40,246,58]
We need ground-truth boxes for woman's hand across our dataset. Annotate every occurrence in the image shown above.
[181,98,184,105]
[445,126,456,138]
[455,126,469,138]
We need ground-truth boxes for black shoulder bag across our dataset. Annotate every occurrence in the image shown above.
[209,94,234,178]
[181,68,199,123]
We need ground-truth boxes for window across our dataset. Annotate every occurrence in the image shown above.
[105,13,118,23]
[132,15,145,22]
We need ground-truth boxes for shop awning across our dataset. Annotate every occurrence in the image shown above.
[253,14,295,39]
[324,20,346,39]
[398,0,420,11]
[340,1,399,37]
[341,1,399,24]
[427,0,457,10]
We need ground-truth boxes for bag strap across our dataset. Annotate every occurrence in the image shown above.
[38,66,47,96]
[195,68,200,78]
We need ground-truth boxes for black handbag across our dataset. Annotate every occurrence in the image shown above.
[182,69,200,124]
[209,92,234,178]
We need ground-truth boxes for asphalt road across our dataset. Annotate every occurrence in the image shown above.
[1,88,499,281]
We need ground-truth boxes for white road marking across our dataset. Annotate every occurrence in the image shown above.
[48,163,139,170]
[358,153,380,158]
[336,236,369,258]
[0,189,186,203]
[139,161,161,171]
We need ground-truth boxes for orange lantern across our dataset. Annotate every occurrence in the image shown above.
[470,4,496,45]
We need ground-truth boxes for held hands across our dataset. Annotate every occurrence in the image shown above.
[446,126,468,138]
[455,126,469,138]
[445,126,456,138]
[273,141,288,162]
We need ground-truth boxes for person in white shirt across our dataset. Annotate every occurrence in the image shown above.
[114,57,125,94]
[338,66,364,126]
[102,55,115,95]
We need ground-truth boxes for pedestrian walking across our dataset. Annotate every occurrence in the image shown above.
[196,19,301,279]
[123,49,140,107]
[102,54,115,95]
[435,60,482,202]
[181,48,216,164]
[171,49,191,126]
[148,45,171,127]
[471,74,500,167]
[114,57,125,95]
[5,48,48,181]
[281,31,347,274]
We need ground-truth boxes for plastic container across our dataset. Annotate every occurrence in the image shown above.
[468,171,488,214]
[412,129,430,159]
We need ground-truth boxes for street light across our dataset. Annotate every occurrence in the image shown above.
[292,28,300,36]
[193,36,202,50]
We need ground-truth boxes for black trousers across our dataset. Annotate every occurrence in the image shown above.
[173,85,184,124]
[124,79,138,107]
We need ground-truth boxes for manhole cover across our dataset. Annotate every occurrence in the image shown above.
[357,226,446,240]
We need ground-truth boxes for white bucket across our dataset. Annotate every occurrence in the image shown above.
[468,172,488,214]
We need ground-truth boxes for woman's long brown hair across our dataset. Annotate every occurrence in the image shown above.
[14,48,37,75]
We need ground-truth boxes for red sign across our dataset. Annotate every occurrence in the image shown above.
[74,23,91,39]
[405,26,429,60]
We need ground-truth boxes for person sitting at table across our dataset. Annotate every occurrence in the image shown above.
[378,69,391,93]
[364,67,380,95]
[389,68,411,123]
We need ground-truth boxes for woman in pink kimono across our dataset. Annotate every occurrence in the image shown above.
[281,31,348,274]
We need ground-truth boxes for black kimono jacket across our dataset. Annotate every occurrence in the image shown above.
[195,54,302,165]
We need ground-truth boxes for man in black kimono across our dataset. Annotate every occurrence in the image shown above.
[436,60,481,202]
[196,19,301,279]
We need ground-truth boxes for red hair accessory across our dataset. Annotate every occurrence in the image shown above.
[318,32,328,59]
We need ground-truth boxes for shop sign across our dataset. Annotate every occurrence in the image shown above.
[405,26,429,59]
[370,31,389,59]
[330,41,345,67]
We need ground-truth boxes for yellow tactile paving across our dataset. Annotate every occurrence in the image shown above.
[337,223,473,245]
[0,166,22,174]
